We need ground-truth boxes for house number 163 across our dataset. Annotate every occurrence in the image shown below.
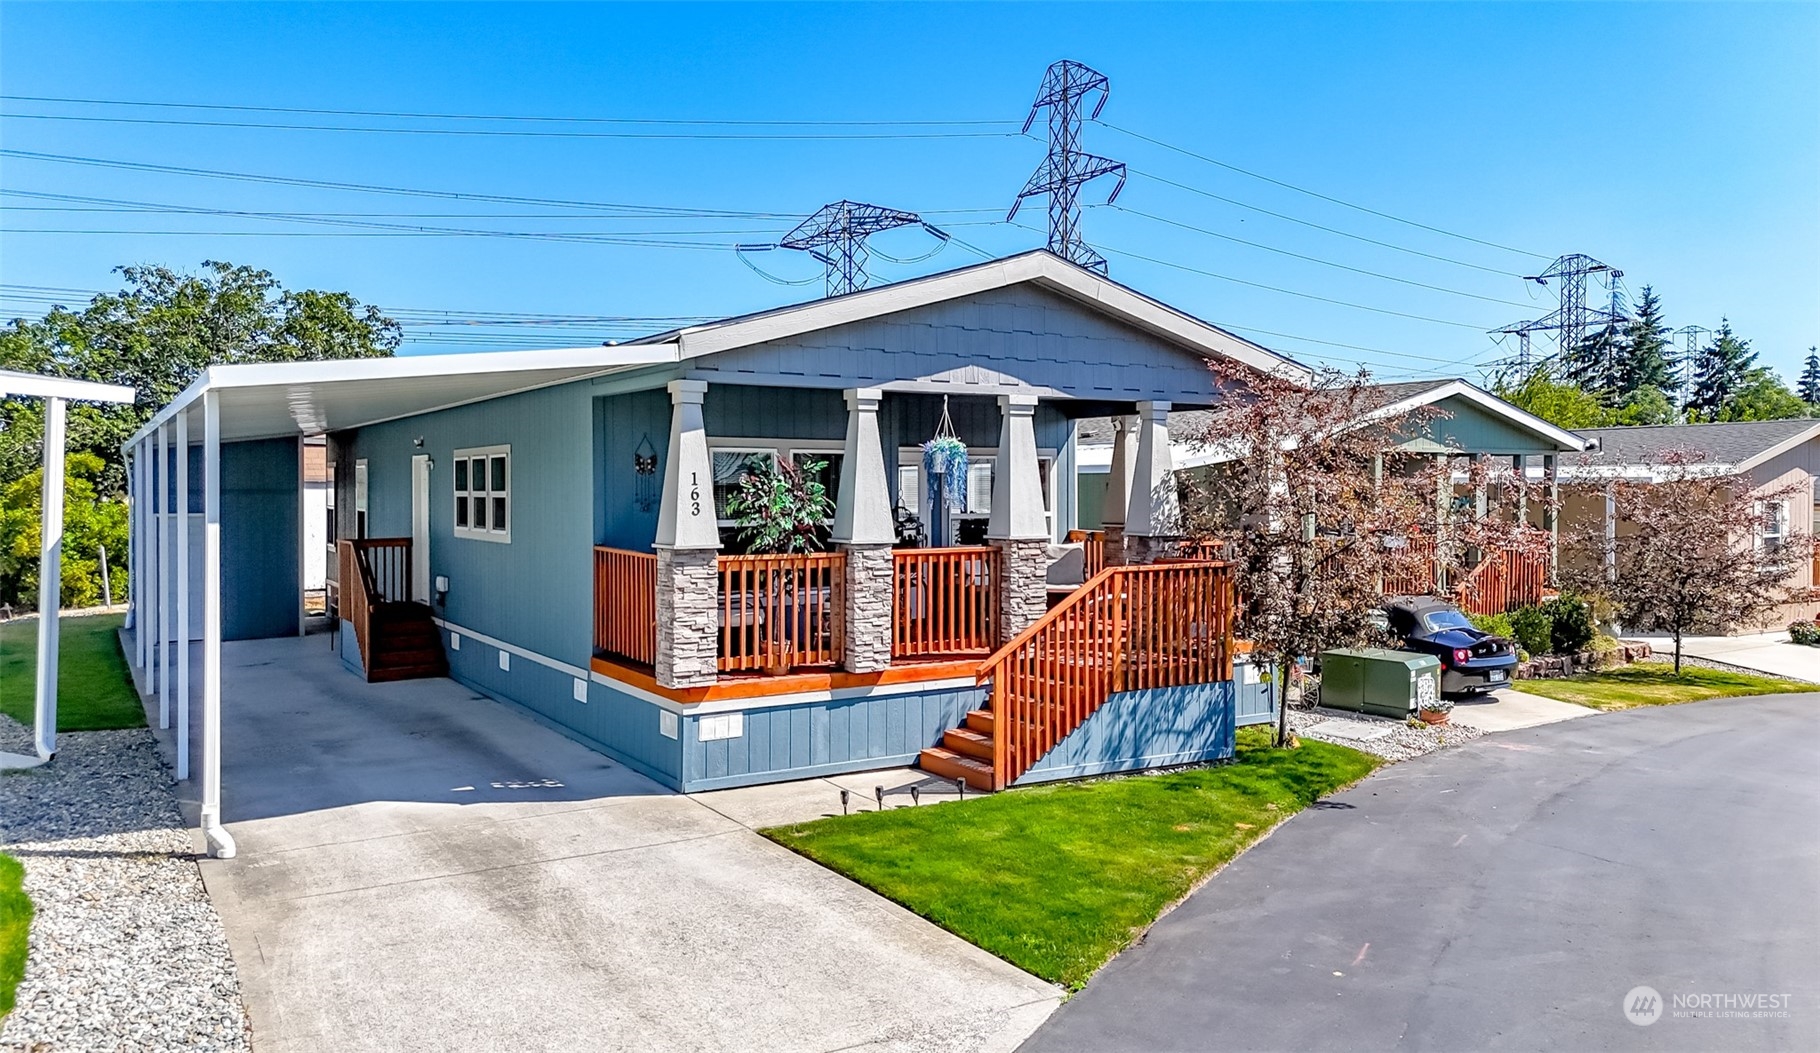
[690,472,701,516]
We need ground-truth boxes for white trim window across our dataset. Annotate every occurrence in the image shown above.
[1756,498,1789,553]
[708,438,844,527]
[454,445,511,543]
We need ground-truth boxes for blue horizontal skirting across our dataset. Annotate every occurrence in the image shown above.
[1015,680,1238,786]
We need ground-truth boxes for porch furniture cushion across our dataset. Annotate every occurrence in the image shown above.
[1046,543,1086,587]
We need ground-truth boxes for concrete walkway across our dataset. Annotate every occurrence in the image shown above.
[141,634,1058,1053]
[1646,632,1820,682]
[1448,687,1593,733]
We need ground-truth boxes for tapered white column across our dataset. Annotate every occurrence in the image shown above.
[33,397,66,760]
[654,380,719,689]
[1100,414,1136,564]
[1124,400,1179,562]
[988,394,1049,642]
[156,422,171,729]
[833,388,894,673]
[201,390,235,858]
[175,411,191,781]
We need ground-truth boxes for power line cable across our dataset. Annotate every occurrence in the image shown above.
[1101,122,1551,260]
[1110,205,1537,309]
[1,93,1009,127]
[1,111,1018,141]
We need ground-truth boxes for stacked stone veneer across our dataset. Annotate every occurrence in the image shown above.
[842,543,895,673]
[994,538,1051,643]
[1124,535,1176,565]
[656,547,719,688]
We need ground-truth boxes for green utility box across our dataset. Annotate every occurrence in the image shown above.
[1319,648,1443,718]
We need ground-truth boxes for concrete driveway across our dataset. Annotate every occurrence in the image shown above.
[1022,695,1820,1053]
[1651,632,1820,682]
[190,636,1057,1053]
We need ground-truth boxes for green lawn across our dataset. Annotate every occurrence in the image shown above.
[0,854,29,1019]
[1518,662,1820,711]
[765,728,1381,989]
[0,612,144,731]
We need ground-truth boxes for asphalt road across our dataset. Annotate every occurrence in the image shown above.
[1022,695,1820,1053]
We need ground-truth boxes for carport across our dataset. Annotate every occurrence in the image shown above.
[120,346,677,857]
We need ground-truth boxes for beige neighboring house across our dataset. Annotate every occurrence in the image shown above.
[1566,418,1820,626]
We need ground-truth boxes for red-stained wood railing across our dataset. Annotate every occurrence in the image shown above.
[1065,530,1109,580]
[892,547,999,658]
[1454,545,1550,616]
[976,561,1235,790]
[717,551,845,673]
[337,537,411,675]
[1382,535,1439,596]
[594,546,658,667]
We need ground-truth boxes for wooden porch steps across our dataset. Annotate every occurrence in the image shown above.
[919,742,995,792]
[365,601,449,683]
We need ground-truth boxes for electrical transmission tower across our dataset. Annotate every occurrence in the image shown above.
[753,201,948,298]
[1675,324,1711,416]
[1007,59,1128,274]
[1491,253,1625,373]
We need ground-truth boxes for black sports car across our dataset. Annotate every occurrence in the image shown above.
[1382,596,1519,695]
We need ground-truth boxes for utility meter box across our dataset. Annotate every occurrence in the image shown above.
[1319,648,1443,718]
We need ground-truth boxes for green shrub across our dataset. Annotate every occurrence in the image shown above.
[1468,612,1514,639]
[1789,620,1820,646]
[0,452,128,610]
[1543,594,1597,654]
[1507,605,1554,657]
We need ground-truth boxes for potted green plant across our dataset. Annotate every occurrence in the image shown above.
[1416,696,1454,726]
[727,458,835,674]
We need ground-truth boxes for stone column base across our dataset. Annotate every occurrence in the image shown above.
[656,546,719,689]
[992,537,1051,644]
[1100,524,1127,567]
[1124,535,1174,565]
[841,542,894,673]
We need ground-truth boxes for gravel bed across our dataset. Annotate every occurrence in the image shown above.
[0,713,32,756]
[1,714,250,1053]
[1286,704,1484,762]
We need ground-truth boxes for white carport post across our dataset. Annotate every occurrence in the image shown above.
[156,422,171,729]
[145,434,160,699]
[176,411,191,781]
[133,441,148,670]
[200,389,235,857]
[32,397,67,759]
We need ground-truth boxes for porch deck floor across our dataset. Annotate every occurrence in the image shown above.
[126,631,1057,1053]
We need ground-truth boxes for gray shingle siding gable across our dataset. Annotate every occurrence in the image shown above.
[689,285,1225,405]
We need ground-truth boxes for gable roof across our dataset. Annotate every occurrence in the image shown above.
[1576,419,1820,472]
[1076,377,1587,455]
[630,250,1311,382]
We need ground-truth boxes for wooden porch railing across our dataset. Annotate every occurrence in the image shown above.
[594,546,658,666]
[976,561,1235,790]
[1382,535,1439,596]
[892,547,999,658]
[1454,545,1549,616]
[336,537,411,671]
[1065,529,1109,580]
[717,552,845,673]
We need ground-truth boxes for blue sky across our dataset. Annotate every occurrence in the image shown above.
[2,2,1815,383]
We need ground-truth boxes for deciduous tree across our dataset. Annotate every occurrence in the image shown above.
[1559,451,1813,673]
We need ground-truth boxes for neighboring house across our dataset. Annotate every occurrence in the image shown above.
[1565,419,1820,625]
[118,251,1297,839]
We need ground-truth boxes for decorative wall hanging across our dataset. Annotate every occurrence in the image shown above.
[633,434,659,513]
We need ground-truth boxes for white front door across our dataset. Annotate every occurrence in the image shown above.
[411,454,431,604]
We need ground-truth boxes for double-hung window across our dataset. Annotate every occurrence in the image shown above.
[1756,499,1789,553]
[454,445,511,543]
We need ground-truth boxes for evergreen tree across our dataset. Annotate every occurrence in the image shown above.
[1798,347,1820,406]
[1616,286,1676,394]
[1687,319,1756,420]
[1559,321,1625,400]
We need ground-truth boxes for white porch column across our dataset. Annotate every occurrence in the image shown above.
[1603,480,1617,584]
[201,390,235,858]
[1543,454,1560,583]
[32,396,66,760]
[134,440,148,669]
[832,388,894,673]
[653,379,719,689]
[1100,414,1136,565]
[156,422,171,729]
[1124,400,1179,563]
[988,393,1049,642]
[146,435,161,699]
[176,411,191,781]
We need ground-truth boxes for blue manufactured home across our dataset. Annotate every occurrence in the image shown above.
[120,251,1294,817]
